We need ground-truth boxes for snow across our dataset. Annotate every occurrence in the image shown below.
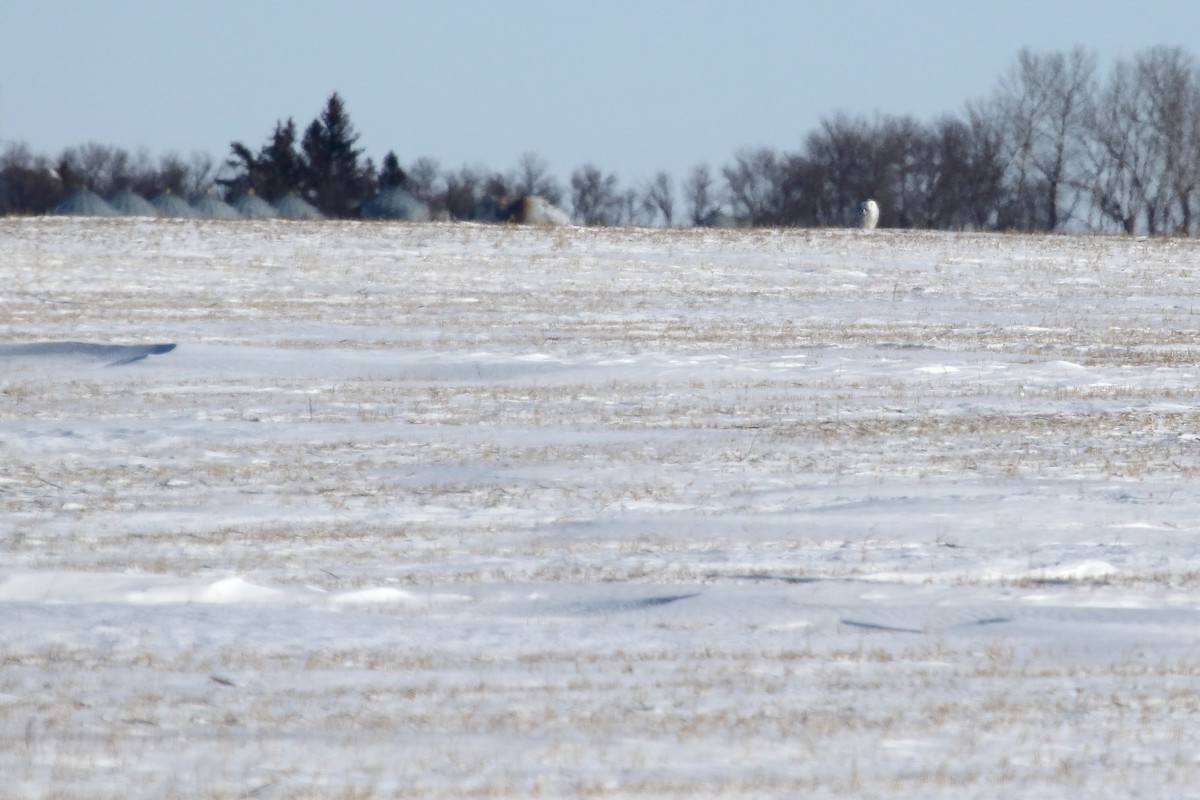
[4,217,1200,797]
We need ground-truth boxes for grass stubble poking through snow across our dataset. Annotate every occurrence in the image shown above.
[3,218,1200,796]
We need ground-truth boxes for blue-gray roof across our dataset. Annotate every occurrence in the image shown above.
[51,188,117,217]
[191,194,240,219]
[275,194,324,220]
[151,192,198,218]
[108,189,158,217]
[231,193,277,219]
[360,188,430,221]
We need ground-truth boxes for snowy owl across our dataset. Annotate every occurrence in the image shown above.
[856,199,879,230]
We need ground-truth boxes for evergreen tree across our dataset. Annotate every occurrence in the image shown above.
[221,118,303,200]
[301,93,370,217]
[379,151,407,189]
[260,119,304,201]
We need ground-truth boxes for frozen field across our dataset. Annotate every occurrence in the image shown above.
[4,217,1200,797]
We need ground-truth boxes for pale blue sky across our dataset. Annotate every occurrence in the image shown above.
[2,0,1198,186]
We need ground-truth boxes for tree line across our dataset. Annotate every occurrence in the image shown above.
[3,45,1200,234]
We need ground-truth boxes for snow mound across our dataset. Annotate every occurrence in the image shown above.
[510,195,572,225]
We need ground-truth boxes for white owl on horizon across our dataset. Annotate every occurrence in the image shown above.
[856,199,879,230]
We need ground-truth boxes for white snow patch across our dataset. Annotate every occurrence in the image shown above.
[1034,560,1119,580]
[4,219,1200,797]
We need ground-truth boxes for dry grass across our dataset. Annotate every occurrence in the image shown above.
[5,219,1200,797]
[5,633,1200,798]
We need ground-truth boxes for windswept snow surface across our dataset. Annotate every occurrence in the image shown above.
[4,218,1200,797]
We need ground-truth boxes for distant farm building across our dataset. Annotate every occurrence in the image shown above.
[231,191,277,219]
[360,188,430,221]
[151,191,199,218]
[108,189,158,217]
[51,188,117,217]
[275,194,324,220]
[191,193,240,219]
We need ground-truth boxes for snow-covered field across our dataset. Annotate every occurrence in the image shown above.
[4,217,1200,798]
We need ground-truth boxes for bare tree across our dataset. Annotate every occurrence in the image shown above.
[1081,49,1200,235]
[1083,59,1145,233]
[965,103,1009,227]
[0,142,61,214]
[995,47,1096,230]
[406,157,444,215]
[642,171,675,226]
[722,147,788,225]
[875,115,934,227]
[185,151,216,197]
[620,188,648,226]
[926,107,1006,230]
[443,164,490,220]
[683,163,719,225]
[569,164,621,225]
[510,152,563,206]
[57,143,126,195]
[148,153,189,196]
[801,114,884,226]
[1135,46,1200,234]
